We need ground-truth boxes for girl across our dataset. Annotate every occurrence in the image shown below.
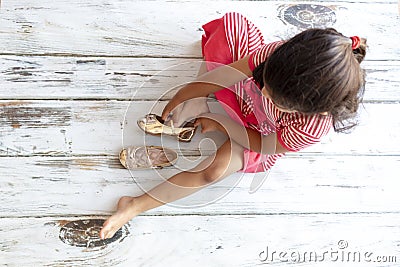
[100,12,367,239]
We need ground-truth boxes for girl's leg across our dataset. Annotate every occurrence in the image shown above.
[100,139,244,239]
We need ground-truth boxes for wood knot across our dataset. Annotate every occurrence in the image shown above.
[59,219,129,248]
[278,4,337,29]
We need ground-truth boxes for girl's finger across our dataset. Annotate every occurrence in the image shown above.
[170,104,184,126]
[161,105,172,121]
[162,100,178,121]
[200,124,207,133]
[201,125,211,134]
[194,118,201,127]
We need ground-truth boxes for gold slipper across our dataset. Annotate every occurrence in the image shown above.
[137,114,196,142]
[119,146,178,169]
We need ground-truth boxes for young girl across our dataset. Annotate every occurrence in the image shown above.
[100,12,367,239]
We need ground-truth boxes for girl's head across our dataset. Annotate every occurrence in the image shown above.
[253,28,367,132]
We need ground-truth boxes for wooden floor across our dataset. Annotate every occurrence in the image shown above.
[1,0,399,266]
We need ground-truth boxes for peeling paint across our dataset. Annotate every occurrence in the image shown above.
[0,101,31,107]
[76,59,106,65]
[72,158,97,171]
[0,106,72,128]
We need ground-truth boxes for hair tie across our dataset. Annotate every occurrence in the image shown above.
[350,36,361,50]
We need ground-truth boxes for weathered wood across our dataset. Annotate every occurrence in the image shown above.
[0,155,398,217]
[1,214,399,266]
[0,0,399,265]
[0,100,398,156]
[0,56,398,101]
[0,1,398,60]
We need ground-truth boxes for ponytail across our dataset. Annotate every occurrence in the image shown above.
[352,37,367,63]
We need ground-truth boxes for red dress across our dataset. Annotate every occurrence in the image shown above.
[201,12,333,173]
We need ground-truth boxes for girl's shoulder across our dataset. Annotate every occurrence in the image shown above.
[248,41,285,71]
[277,111,333,152]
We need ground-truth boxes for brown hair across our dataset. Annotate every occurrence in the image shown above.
[252,28,367,132]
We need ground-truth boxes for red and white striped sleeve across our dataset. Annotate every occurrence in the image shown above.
[248,41,285,71]
[277,114,333,152]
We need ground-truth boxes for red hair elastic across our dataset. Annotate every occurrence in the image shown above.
[350,36,361,50]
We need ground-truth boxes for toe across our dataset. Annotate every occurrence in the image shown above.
[100,219,112,239]
[105,228,117,239]
[99,228,107,239]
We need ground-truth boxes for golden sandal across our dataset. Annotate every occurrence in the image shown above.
[137,114,196,142]
[119,146,177,169]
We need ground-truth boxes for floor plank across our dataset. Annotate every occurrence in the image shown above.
[1,0,399,265]
[1,214,399,266]
[0,155,398,217]
[0,1,398,60]
[0,56,398,101]
[0,100,398,156]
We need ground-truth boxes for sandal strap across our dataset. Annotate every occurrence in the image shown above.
[178,128,195,141]
[145,114,157,123]
[169,120,176,134]
[126,146,151,169]
[123,146,178,169]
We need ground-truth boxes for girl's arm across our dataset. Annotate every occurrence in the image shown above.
[162,56,252,120]
[197,113,289,155]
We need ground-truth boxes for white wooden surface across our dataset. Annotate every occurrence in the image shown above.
[0,0,399,266]
[2,214,400,266]
[0,57,399,101]
[0,1,398,60]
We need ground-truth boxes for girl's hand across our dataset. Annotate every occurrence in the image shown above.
[162,85,202,123]
[194,114,227,135]
[162,56,252,123]
[162,93,210,127]
[162,92,184,122]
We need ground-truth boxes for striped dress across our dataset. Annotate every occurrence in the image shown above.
[202,12,332,173]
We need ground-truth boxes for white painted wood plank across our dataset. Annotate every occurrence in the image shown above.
[0,155,398,217]
[1,214,399,266]
[0,1,398,60]
[0,56,198,100]
[0,101,398,156]
[0,56,398,101]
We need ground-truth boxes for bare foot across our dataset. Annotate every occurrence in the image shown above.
[100,196,139,239]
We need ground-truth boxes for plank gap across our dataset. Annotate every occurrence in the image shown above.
[0,152,399,158]
[3,211,400,220]
[0,52,398,61]
[0,52,203,59]
[0,97,398,104]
